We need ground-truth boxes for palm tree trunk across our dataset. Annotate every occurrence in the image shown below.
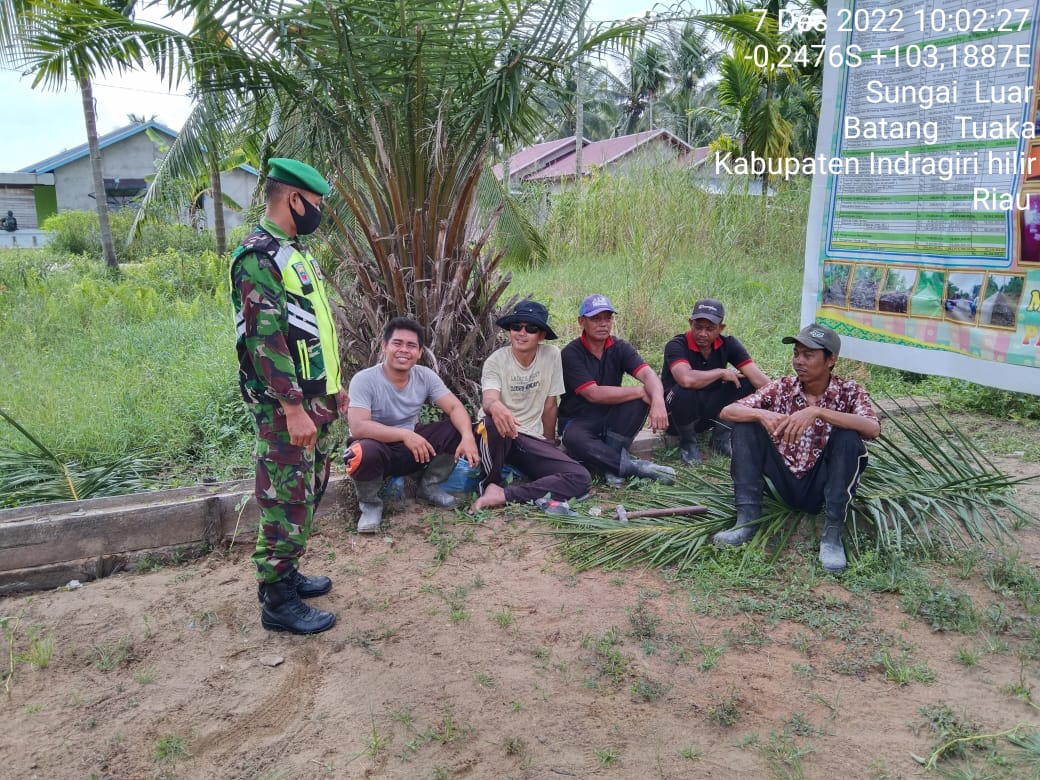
[207,149,226,256]
[762,80,772,202]
[80,76,118,269]
[574,7,585,174]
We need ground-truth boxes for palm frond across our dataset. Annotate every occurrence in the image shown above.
[528,399,1036,572]
[0,407,157,508]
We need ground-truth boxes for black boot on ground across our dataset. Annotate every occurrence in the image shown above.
[618,449,676,485]
[709,421,733,457]
[676,422,702,465]
[257,568,333,603]
[711,495,762,547]
[260,577,336,634]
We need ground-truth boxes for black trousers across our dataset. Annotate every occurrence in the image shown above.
[476,422,591,502]
[558,398,649,474]
[345,419,461,481]
[666,377,754,430]
[730,422,868,524]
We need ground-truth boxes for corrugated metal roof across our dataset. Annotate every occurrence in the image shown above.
[19,120,261,177]
[18,120,179,173]
[523,129,691,181]
[492,136,584,179]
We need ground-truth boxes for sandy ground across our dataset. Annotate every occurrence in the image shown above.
[2,457,1040,780]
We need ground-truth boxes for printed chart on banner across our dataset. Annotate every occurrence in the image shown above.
[801,0,1040,394]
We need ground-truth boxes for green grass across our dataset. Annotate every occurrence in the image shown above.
[153,733,188,764]
[92,636,134,672]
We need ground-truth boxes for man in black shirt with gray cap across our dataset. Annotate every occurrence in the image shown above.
[661,298,769,464]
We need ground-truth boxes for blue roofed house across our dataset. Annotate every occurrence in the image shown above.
[1,120,258,247]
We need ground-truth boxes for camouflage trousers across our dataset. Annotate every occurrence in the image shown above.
[249,397,337,584]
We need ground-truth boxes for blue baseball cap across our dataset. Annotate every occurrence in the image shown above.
[579,294,616,317]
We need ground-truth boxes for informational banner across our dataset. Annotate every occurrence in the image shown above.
[801,0,1040,394]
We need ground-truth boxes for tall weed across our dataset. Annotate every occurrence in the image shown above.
[42,209,215,264]
[518,169,810,376]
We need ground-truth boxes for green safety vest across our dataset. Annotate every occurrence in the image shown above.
[232,230,341,400]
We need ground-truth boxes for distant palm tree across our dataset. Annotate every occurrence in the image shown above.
[1,0,271,265]
[0,0,146,267]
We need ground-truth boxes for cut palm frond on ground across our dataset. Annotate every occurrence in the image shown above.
[530,398,1036,572]
[0,407,156,509]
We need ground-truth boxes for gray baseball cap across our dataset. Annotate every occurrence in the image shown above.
[690,298,725,324]
[782,323,841,356]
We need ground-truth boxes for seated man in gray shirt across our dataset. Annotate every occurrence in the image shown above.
[345,317,479,533]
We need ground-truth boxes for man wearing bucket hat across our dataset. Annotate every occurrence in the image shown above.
[712,323,880,572]
[231,157,348,634]
[470,300,591,514]
[662,297,770,464]
[557,294,675,485]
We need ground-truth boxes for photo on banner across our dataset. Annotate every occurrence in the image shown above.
[801,0,1040,394]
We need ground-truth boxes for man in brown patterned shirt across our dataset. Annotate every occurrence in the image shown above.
[712,323,880,572]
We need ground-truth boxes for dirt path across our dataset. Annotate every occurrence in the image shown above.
[3,460,1040,780]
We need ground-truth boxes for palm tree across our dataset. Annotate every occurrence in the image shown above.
[13,0,770,402]
[1,0,274,265]
[609,41,671,136]
[133,90,249,256]
[0,0,143,267]
[660,20,719,145]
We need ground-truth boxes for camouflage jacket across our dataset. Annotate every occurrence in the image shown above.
[230,221,342,406]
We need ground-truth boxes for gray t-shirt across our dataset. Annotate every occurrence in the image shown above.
[348,364,450,430]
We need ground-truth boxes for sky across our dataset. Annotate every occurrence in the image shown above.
[0,1,671,172]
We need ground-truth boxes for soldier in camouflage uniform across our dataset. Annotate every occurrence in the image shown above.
[231,157,348,635]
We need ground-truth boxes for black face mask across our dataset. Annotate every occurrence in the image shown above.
[290,193,323,235]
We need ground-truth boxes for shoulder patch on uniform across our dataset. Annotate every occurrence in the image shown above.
[232,230,283,271]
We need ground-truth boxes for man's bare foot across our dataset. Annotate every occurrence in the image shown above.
[469,483,506,512]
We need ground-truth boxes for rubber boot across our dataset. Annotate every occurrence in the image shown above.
[709,421,733,457]
[676,422,702,465]
[712,488,762,546]
[618,449,676,485]
[711,518,759,546]
[257,568,332,603]
[416,453,457,508]
[819,516,848,573]
[604,431,633,453]
[354,478,384,533]
[260,577,336,634]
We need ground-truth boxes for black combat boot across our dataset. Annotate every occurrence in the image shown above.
[257,568,332,603]
[260,577,336,634]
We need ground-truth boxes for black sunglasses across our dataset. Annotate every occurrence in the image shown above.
[509,323,542,334]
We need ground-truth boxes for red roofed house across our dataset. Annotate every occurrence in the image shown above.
[498,129,693,194]
[493,136,586,193]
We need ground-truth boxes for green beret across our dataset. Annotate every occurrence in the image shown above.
[267,157,330,196]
